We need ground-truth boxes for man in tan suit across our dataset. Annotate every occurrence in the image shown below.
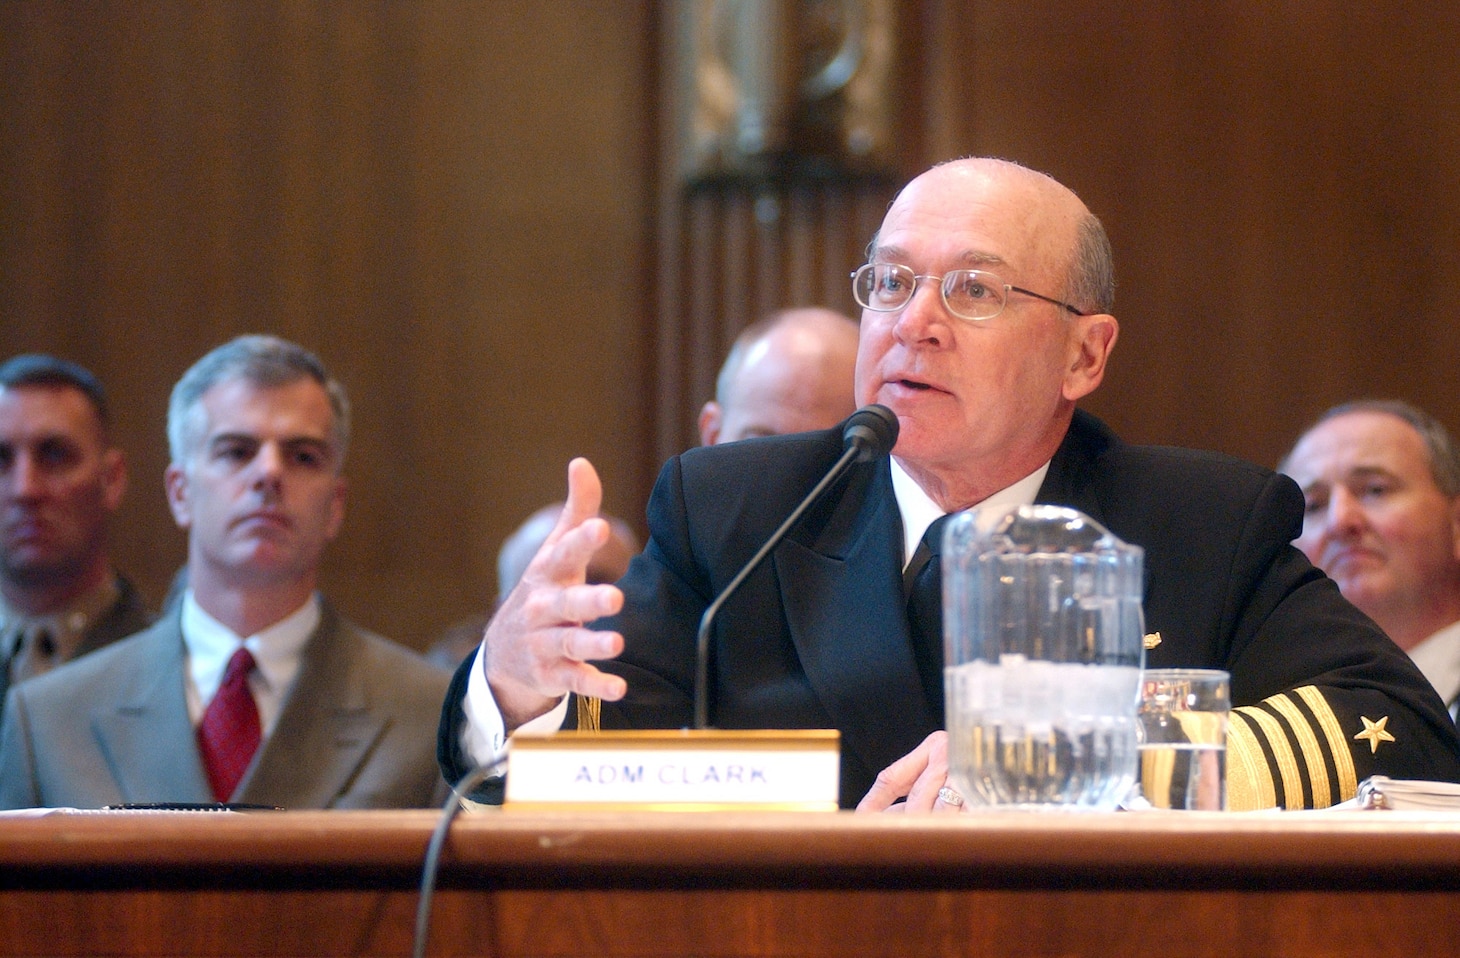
[0,335,448,809]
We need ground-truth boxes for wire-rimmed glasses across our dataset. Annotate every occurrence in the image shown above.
[851,263,1089,322]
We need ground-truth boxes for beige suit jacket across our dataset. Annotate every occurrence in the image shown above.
[0,603,450,809]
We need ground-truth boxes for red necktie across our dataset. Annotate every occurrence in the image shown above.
[197,647,261,801]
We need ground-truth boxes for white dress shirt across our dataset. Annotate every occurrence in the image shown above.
[889,458,1048,568]
[1405,619,1460,721]
[180,590,319,736]
[460,457,1051,768]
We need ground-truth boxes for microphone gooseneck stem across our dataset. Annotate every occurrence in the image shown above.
[693,441,862,730]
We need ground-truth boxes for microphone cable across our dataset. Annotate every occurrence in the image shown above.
[412,751,507,958]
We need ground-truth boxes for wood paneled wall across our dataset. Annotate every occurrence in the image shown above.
[915,1,1460,466]
[0,2,656,649]
[4,1,1459,649]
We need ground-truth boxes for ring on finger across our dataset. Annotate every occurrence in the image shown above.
[936,785,965,807]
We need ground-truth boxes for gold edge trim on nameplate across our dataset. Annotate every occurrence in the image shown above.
[511,729,841,752]
[502,800,841,813]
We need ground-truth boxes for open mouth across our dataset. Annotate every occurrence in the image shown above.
[891,375,950,396]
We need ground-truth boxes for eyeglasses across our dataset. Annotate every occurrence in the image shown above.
[850,263,1089,322]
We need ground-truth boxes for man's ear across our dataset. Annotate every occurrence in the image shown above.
[1448,495,1460,563]
[1062,313,1119,402]
[163,464,191,530]
[325,476,347,542]
[100,447,128,512]
[697,401,722,447]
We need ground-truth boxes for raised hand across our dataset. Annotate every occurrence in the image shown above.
[481,457,627,731]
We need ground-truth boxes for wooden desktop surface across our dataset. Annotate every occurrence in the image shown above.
[2,807,1457,956]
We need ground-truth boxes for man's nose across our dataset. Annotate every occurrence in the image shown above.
[4,455,45,499]
[250,444,286,489]
[1326,487,1367,534]
[893,278,952,346]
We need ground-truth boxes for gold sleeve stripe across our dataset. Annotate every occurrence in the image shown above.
[1234,703,1305,809]
[1140,746,1178,809]
[1266,693,1334,807]
[1226,710,1276,811]
[576,695,602,732]
[1279,688,1345,806]
[1294,685,1358,801]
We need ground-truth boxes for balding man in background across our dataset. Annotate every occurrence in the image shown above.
[1281,400,1460,717]
[697,307,859,446]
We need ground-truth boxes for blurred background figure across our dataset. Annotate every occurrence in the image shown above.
[0,355,151,708]
[1281,399,1460,717]
[697,307,859,446]
[426,502,640,669]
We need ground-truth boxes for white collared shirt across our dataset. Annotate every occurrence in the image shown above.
[460,455,1055,768]
[1405,619,1460,721]
[180,590,320,735]
[889,457,1049,568]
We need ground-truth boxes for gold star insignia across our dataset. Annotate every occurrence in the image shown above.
[1354,715,1396,754]
[1143,632,1162,650]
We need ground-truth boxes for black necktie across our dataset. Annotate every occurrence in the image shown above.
[906,514,952,720]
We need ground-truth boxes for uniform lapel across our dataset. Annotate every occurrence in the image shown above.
[238,608,385,809]
[93,619,213,803]
[776,459,940,780]
[1036,409,1108,524]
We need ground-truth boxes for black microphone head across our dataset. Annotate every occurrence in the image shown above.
[842,404,899,462]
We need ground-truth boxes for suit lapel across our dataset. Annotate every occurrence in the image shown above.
[94,619,213,803]
[239,608,385,809]
[776,459,940,779]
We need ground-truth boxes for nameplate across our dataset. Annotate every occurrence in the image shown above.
[504,728,840,811]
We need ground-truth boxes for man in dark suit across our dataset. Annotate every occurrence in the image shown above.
[440,158,1460,810]
[0,355,151,709]
[0,335,448,809]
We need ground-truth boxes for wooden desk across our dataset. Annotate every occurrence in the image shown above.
[2,808,1458,956]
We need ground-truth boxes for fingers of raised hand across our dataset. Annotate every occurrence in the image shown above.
[487,616,627,699]
[525,513,612,593]
[520,580,623,628]
[524,625,626,698]
[561,457,604,529]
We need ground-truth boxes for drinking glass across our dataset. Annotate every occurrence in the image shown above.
[1137,668,1229,810]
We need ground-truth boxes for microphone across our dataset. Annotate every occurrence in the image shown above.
[693,404,900,729]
